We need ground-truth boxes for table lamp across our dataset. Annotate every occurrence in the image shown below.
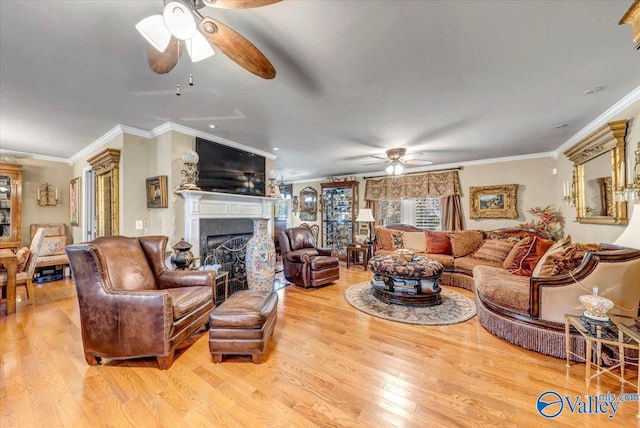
[355,208,375,243]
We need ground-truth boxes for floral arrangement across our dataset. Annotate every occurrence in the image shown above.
[518,205,564,240]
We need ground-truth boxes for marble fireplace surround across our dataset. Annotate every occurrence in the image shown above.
[177,190,275,260]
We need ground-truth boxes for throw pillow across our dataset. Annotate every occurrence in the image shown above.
[537,243,602,277]
[485,231,525,243]
[402,231,426,252]
[502,237,533,269]
[509,237,554,276]
[472,239,517,263]
[374,227,394,251]
[425,230,452,255]
[391,231,405,250]
[16,247,30,273]
[448,230,484,257]
[532,235,572,277]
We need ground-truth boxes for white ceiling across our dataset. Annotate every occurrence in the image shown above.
[1,0,639,180]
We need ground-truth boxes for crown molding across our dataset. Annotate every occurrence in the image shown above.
[0,149,73,165]
[554,85,640,156]
[150,121,277,160]
[71,124,126,162]
[71,121,278,163]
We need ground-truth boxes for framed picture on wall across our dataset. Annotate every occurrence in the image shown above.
[469,184,518,219]
[70,177,80,226]
[146,175,168,209]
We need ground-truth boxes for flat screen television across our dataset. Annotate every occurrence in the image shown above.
[195,137,266,196]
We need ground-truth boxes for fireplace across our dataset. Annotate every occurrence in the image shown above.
[177,190,275,300]
[177,189,275,260]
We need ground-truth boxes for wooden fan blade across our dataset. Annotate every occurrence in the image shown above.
[147,37,184,74]
[404,159,433,166]
[203,0,281,9]
[199,17,275,79]
[401,152,425,161]
[369,154,390,160]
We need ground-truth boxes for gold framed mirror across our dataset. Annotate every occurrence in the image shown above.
[87,148,120,236]
[299,186,317,222]
[564,120,628,225]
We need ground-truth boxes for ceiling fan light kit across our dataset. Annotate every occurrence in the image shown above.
[385,163,404,175]
[369,147,433,175]
[136,0,279,78]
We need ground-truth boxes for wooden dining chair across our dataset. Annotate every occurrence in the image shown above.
[0,227,46,305]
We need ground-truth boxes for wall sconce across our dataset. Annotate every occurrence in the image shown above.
[562,173,576,207]
[317,194,324,213]
[180,150,200,190]
[291,196,299,214]
[615,142,640,202]
[267,171,279,198]
[36,183,59,207]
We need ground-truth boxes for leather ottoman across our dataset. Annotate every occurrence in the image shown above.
[208,290,278,364]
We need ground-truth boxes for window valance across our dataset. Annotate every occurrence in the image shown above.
[364,170,461,201]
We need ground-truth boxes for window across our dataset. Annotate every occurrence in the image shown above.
[380,197,441,230]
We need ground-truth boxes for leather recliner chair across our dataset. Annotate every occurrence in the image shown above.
[277,227,339,288]
[66,235,215,369]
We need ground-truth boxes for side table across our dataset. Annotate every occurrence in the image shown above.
[215,271,230,302]
[564,314,640,417]
[346,244,372,270]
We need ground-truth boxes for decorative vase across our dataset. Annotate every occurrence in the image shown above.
[170,238,195,270]
[245,218,276,291]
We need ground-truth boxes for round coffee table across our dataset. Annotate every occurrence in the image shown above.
[368,254,444,306]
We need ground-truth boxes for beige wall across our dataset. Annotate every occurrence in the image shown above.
[0,156,73,246]
[121,133,152,237]
[460,157,558,231]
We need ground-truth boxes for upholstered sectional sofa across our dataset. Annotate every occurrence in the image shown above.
[374,224,640,359]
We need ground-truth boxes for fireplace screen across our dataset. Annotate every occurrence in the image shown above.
[203,235,252,300]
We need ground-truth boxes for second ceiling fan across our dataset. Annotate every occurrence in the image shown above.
[136,0,279,79]
[366,148,433,175]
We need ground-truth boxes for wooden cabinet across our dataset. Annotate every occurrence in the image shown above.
[0,163,23,249]
[321,180,359,259]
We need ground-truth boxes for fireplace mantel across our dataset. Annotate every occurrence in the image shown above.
[176,190,275,259]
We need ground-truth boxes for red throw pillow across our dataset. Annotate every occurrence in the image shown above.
[425,230,452,255]
[509,237,554,276]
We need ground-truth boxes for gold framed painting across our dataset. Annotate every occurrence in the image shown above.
[146,175,168,209]
[70,177,80,226]
[469,184,518,219]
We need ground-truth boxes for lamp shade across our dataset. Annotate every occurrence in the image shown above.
[385,163,403,175]
[181,150,199,164]
[186,31,215,62]
[355,208,375,223]
[136,15,172,53]
[613,203,640,249]
[163,1,197,41]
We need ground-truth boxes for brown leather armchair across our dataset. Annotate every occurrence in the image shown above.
[66,235,215,369]
[277,227,339,288]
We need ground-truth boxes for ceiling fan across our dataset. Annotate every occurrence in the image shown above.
[136,0,279,79]
[365,148,433,175]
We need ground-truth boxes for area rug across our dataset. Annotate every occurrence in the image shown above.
[344,282,476,326]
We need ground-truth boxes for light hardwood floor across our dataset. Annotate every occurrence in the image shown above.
[1,266,638,427]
